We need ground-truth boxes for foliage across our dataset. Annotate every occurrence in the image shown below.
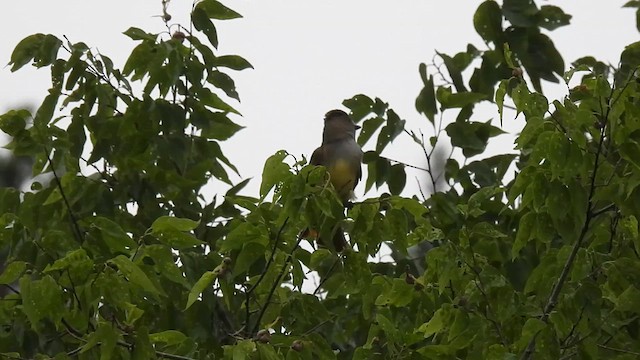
[1,0,640,359]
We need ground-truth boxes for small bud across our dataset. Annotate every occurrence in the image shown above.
[291,340,303,352]
[255,329,271,343]
[172,31,186,43]
[405,273,416,285]
[512,67,523,78]
[163,13,172,21]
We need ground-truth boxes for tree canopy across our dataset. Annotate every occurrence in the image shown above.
[2,0,640,359]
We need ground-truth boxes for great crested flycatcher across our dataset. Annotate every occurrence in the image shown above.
[306,109,363,251]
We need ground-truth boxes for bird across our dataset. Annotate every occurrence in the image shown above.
[305,109,363,251]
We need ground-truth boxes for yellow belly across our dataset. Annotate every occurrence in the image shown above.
[328,159,356,201]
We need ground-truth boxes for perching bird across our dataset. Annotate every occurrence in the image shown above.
[306,109,363,251]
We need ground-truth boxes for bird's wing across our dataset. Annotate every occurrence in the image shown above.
[354,163,362,189]
[310,146,325,166]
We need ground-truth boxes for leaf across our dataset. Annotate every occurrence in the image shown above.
[495,79,507,125]
[260,150,291,198]
[616,285,640,313]
[343,94,375,122]
[207,70,240,100]
[473,1,503,42]
[91,216,138,253]
[151,216,199,232]
[234,242,266,276]
[0,261,27,284]
[445,120,506,157]
[192,8,218,48]
[388,164,406,195]
[537,5,572,31]
[185,267,221,309]
[416,64,437,123]
[418,307,449,338]
[197,87,241,114]
[222,222,269,251]
[19,275,65,327]
[122,27,157,42]
[357,116,384,147]
[109,255,161,297]
[195,0,242,20]
[517,318,546,350]
[9,34,62,71]
[149,330,187,346]
[375,278,414,307]
[436,87,487,109]
[212,55,253,71]
[512,212,535,258]
[0,109,30,136]
[503,0,539,28]
[437,52,467,92]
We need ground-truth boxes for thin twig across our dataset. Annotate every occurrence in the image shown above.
[312,256,340,296]
[521,86,611,360]
[247,217,290,295]
[597,344,640,356]
[251,234,304,335]
[45,147,84,243]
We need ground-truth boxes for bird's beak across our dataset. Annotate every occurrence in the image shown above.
[355,124,361,130]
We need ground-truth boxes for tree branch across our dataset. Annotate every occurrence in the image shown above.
[251,234,304,335]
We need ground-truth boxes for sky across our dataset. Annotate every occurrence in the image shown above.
[1,1,638,198]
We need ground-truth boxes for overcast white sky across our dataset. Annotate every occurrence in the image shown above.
[1,1,637,198]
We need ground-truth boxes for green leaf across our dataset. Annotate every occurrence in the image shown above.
[44,248,92,273]
[149,330,187,346]
[260,150,291,198]
[192,8,218,48]
[234,242,266,276]
[357,116,384,147]
[222,222,269,251]
[616,285,640,313]
[496,80,507,125]
[437,52,467,92]
[9,34,61,71]
[375,278,414,307]
[512,212,535,258]
[155,230,204,249]
[503,0,539,27]
[445,120,505,157]
[151,216,199,232]
[0,109,30,136]
[207,70,240,100]
[122,27,157,42]
[108,255,161,297]
[416,64,437,123]
[0,261,27,284]
[517,318,546,350]
[343,94,375,122]
[473,1,503,42]
[537,5,572,31]
[185,267,221,309]
[19,275,65,327]
[197,87,241,114]
[91,216,138,253]
[388,164,406,195]
[195,0,242,20]
[419,306,449,338]
[212,55,253,71]
[436,87,487,109]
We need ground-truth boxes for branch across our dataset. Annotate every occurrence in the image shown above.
[521,97,609,360]
[45,147,84,243]
[244,218,289,333]
[251,234,304,335]
[598,344,640,356]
